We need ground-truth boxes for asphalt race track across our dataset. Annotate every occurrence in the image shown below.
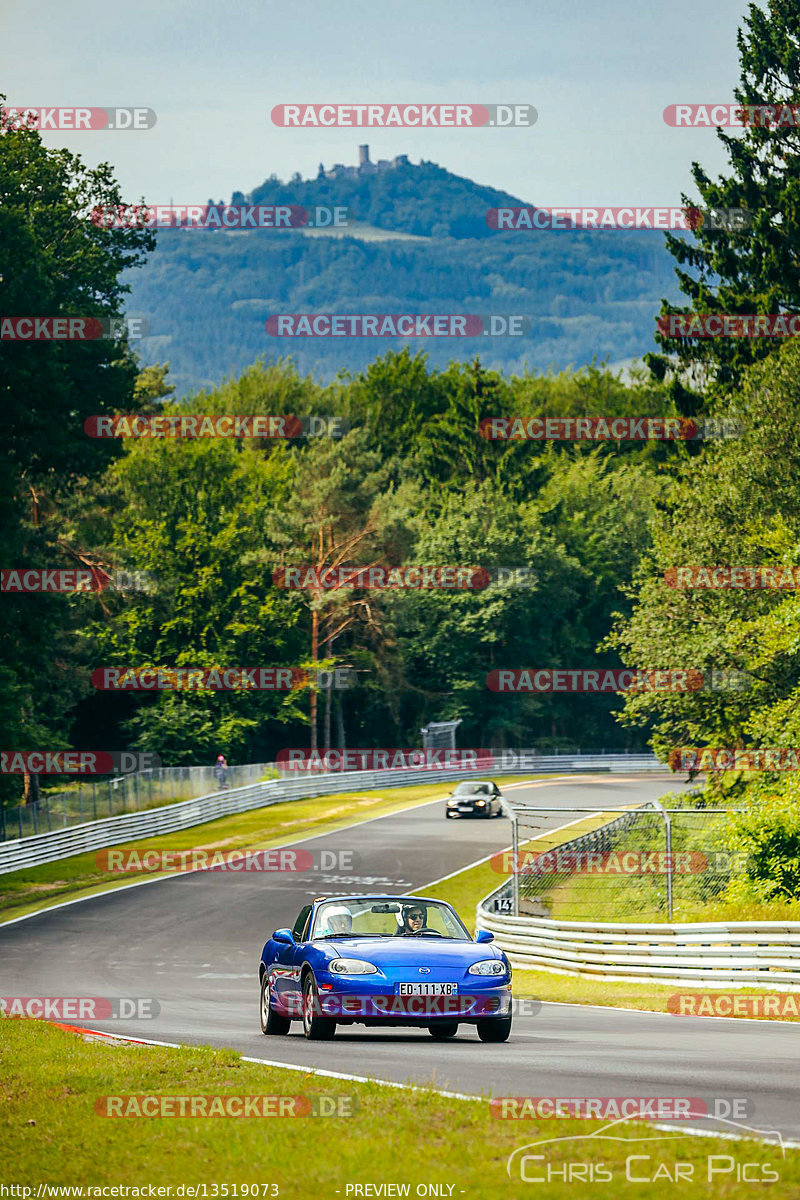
[2,774,799,1142]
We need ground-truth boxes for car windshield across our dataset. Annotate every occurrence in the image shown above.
[310,897,471,941]
[454,782,491,795]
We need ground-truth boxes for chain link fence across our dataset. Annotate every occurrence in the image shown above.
[501,798,743,923]
[0,762,285,842]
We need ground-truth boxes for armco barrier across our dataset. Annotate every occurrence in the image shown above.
[0,753,664,875]
[476,893,800,989]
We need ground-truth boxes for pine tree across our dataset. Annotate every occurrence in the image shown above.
[649,0,800,404]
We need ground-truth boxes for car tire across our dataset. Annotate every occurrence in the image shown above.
[428,1023,458,1039]
[260,973,291,1035]
[477,1016,512,1043]
[302,974,336,1040]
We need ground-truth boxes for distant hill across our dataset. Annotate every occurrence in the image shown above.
[126,151,682,396]
[238,152,527,239]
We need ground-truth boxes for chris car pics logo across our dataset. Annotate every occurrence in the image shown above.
[506,1115,783,1184]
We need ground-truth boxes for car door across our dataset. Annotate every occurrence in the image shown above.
[272,904,311,1014]
[285,905,314,1015]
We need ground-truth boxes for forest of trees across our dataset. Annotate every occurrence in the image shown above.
[4,0,800,911]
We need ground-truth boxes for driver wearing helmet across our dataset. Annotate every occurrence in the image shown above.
[394,903,429,936]
[318,903,353,936]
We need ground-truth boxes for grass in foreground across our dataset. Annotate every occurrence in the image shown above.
[0,1019,795,1199]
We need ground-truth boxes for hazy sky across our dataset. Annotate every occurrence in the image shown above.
[3,0,754,206]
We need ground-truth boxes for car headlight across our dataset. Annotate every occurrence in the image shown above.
[468,959,507,976]
[475,799,486,806]
[447,798,458,805]
[329,958,378,975]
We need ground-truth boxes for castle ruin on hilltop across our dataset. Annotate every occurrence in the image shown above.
[318,145,410,180]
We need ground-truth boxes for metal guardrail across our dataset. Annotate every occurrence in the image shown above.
[479,804,800,992]
[477,799,795,985]
[0,753,665,875]
[475,901,800,988]
[0,761,280,842]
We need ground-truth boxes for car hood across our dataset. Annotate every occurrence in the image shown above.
[315,938,500,967]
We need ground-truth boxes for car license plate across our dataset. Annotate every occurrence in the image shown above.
[395,983,457,996]
[458,804,473,811]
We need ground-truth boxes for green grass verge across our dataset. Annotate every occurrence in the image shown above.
[413,816,800,1022]
[1,1019,795,1197]
[0,776,540,926]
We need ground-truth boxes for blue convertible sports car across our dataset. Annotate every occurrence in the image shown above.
[259,894,512,1042]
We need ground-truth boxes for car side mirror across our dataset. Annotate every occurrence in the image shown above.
[272,928,295,945]
[475,929,494,944]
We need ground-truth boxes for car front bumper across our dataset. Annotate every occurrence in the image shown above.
[307,978,512,1025]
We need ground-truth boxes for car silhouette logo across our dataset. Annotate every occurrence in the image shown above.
[418,967,431,974]
[506,1115,786,1179]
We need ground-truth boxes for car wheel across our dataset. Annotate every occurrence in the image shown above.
[477,1016,512,1043]
[260,973,291,1035]
[302,974,336,1040]
[428,1023,458,1039]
